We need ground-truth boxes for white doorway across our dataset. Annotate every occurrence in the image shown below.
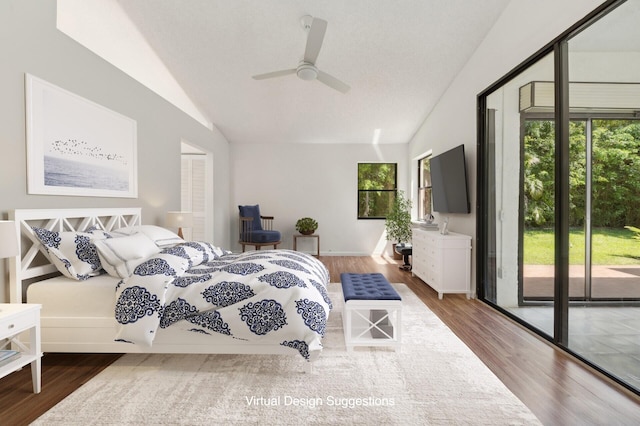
[181,140,213,242]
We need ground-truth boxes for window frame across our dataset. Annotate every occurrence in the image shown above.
[357,162,398,220]
[417,155,433,221]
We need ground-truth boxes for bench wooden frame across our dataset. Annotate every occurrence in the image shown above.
[340,273,402,352]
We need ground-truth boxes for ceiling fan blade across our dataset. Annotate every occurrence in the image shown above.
[317,70,350,93]
[252,69,296,80]
[303,18,327,64]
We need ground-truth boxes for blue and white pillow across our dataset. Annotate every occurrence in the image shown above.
[32,227,109,281]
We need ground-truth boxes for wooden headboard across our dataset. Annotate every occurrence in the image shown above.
[8,208,142,303]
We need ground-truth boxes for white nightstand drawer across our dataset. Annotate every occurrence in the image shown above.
[1,310,38,336]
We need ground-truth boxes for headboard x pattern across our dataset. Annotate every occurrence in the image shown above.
[8,208,142,303]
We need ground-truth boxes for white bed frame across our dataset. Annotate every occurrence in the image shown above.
[8,208,312,366]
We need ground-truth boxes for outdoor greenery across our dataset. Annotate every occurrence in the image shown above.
[524,119,640,228]
[358,163,397,218]
[524,228,639,265]
[385,190,412,244]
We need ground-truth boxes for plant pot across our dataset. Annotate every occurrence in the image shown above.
[300,229,315,235]
[391,243,403,260]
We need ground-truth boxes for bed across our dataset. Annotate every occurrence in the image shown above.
[8,208,332,365]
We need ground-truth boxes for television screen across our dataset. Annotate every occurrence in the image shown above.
[430,144,470,214]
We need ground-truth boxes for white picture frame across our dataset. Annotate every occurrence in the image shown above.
[25,74,138,198]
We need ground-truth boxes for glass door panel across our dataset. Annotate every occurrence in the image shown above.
[567,0,640,393]
[590,119,640,301]
[568,120,587,301]
[483,52,555,338]
[522,119,556,307]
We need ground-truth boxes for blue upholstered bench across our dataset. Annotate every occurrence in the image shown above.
[340,273,402,351]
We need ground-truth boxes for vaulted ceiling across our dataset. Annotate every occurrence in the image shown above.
[79,1,513,144]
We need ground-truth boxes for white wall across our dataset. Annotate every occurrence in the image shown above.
[231,143,409,255]
[0,0,231,302]
[407,0,606,296]
[1,0,611,302]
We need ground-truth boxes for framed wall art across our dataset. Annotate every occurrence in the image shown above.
[25,74,138,198]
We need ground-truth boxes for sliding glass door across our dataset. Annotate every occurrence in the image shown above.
[566,4,640,387]
[565,119,640,301]
[523,118,640,303]
[480,52,556,337]
[478,0,640,395]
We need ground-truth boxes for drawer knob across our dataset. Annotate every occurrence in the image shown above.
[8,323,15,329]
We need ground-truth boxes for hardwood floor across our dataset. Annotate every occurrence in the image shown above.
[1,255,639,425]
[0,353,122,425]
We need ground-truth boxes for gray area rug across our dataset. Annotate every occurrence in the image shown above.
[34,284,540,425]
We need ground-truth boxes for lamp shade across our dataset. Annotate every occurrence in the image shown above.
[0,220,19,259]
[166,211,193,228]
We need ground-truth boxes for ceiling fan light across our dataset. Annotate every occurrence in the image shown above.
[297,65,317,81]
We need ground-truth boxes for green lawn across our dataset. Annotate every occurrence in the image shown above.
[524,228,640,265]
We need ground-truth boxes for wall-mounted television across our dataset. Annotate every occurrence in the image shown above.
[430,144,470,214]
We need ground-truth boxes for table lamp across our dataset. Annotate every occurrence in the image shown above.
[166,211,193,239]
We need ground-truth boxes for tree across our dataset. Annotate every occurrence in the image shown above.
[523,120,555,226]
[523,119,640,228]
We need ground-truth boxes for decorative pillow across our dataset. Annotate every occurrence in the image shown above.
[112,225,184,248]
[238,205,263,231]
[94,233,161,278]
[32,227,108,281]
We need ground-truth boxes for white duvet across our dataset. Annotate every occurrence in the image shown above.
[114,243,332,360]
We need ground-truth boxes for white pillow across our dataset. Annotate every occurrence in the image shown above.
[32,228,108,280]
[94,233,161,278]
[113,225,184,248]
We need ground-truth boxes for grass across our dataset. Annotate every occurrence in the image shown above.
[524,227,640,265]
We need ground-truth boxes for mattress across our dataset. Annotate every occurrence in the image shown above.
[27,274,118,318]
[25,273,305,356]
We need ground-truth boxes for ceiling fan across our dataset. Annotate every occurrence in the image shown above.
[252,15,350,94]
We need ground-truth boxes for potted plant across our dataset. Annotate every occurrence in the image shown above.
[295,217,318,235]
[385,190,412,258]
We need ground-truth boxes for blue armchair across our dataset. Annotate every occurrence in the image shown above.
[238,205,281,251]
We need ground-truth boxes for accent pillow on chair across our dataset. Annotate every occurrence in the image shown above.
[238,205,263,231]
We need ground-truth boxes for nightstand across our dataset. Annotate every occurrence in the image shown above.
[293,234,320,257]
[0,304,42,393]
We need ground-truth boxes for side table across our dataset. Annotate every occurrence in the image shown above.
[0,303,42,393]
[293,234,320,257]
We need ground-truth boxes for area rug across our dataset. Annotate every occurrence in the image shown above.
[33,284,540,425]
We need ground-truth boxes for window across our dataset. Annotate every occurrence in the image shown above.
[417,156,432,220]
[357,163,397,219]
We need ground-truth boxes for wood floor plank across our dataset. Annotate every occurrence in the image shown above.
[0,353,122,426]
[1,255,638,425]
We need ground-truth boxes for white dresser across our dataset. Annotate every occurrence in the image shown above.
[412,228,472,299]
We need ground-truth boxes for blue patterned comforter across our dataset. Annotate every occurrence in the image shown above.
[114,242,332,360]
